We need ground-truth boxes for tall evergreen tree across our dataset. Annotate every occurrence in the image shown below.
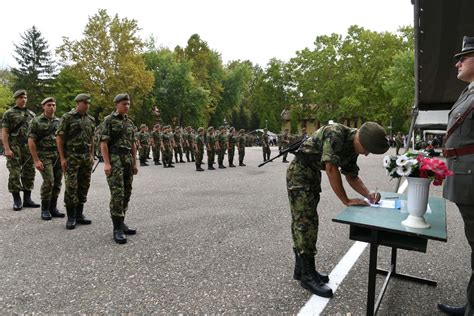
[11,26,55,111]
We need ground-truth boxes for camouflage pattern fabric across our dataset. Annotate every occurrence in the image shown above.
[137,131,149,160]
[237,134,246,164]
[262,132,271,161]
[173,132,183,161]
[100,112,136,217]
[206,134,216,166]
[217,132,227,165]
[2,105,36,192]
[161,133,173,165]
[194,134,205,167]
[281,132,290,161]
[151,130,161,162]
[228,133,236,165]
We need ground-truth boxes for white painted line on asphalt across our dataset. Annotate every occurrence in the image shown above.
[298,180,408,315]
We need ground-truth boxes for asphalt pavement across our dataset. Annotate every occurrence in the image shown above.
[0,147,470,314]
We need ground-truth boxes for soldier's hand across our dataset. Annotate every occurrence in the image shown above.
[4,149,13,159]
[104,162,112,176]
[367,192,381,204]
[346,198,370,207]
[132,164,138,175]
[60,159,67,173]
[34,160,44,172]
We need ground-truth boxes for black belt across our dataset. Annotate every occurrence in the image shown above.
[109,147,130,155]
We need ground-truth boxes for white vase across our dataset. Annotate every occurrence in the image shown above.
[401,177,431,229]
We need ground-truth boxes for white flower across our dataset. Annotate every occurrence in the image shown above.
[396,161,413,176]
[396,155,410,166]
[383,155,391,168]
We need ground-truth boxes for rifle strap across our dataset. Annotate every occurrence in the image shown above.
[444,100,474,145]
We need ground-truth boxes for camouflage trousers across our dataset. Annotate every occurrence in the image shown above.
[64,153,92,208]
[262,146,271,161]
[152,145,161,162]
[6,142,35,192]
[38,154,62,200]
[207,149,215,166]
[162,148,172,165]
[286,157,322,255]
[106,154,133,217]
[238,148,245,164]
[174,146,183,162]
[138,146,148,160]
[228,147,235,165]
[217,148,226,165]
[195,149,203,167]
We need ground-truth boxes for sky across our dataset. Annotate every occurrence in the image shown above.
[0,0,414,68]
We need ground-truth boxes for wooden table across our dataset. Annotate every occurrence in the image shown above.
[332,192,447,316]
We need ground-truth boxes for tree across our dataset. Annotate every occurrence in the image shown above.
[57,9,154,122]
[11,26,55,112]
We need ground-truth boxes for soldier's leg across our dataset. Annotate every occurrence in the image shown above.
[75,157,92,224]
[191,148,195,161]
[64,155,80,229]
[50,159,64,218]
[39,159,53,220]
[106,157,127,243]
[459,204,474,314]
[122,161,136,234]
[6,144,24,210]
[157,146,161,163]
[20,144,35,191]
[179,147,184,162]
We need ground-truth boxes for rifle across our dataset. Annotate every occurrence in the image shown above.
[92,156,100,173]
[258,136,308,167]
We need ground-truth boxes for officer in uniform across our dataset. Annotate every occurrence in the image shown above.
[28,97,64,220]
[237,129,246,166]
[160,125,174,168]
[206,126,216,170]
[137,124,149,166]
[438,36,474,316]
[2,89,40,210]
[217,126,227,169]
[174,126,185,163]
[227,127,237,167]
[194,127,205,171]
[281,128,290,163]
[261,128,271,162]
[287,122,388,297]
[151,124,162,165]
[99,93,138,244]
[56,93,95,229]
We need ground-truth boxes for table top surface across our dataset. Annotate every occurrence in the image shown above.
[332,192,447,241]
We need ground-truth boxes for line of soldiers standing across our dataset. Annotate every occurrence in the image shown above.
[134,124,248,172]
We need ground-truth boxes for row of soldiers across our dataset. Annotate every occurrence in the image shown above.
[135,124,247,171]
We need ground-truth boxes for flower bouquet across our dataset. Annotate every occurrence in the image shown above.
[383,151,453,229]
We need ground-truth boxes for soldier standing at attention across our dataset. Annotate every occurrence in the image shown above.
[145,126,152,160]
[151,124,162,165]
[438,36,474,316]
[217,126,227,169]
[174,127,185,163]
[261,128,271,162]
[395,132,403,155]
[227,127,237,167]
[56,93,95,230]
[193,127,205,172]
[28,97,65,220]
[137,124,149,166]
[160,125,174,168]
[99,93,138,244]
[287,122,388,297]
[237,129,246,166]
[206,126,216,170]
[281,128,290,163]
[2,89,40,211]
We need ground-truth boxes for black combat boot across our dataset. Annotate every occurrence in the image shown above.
[299,254,333,297]
[12,192,23,211]
[437,303,466,315]
[208,163,215,170]
[168,162,175,168]
[122,220,137,235]
[66,206,76,229]
[196,164,204,171]
[23,190,40,208]
[112,216,127,244]
[218,164,226,169]
[154,159,162,165]
[229,162,236,167]
[41,200,52,220]
[49,198,65,218]
[293,248,329,283]
[239,162,246,166]
[76,204,92,225]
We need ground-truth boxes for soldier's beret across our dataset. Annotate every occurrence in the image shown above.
[13,90,27,99]
[219,126,225,130]
[140,124,146,129]
[229,127,235,132]
[197,127,204,132]
[113,93,130,103]
[41,97,55,105]
[239,129,245,133]
[207,126,214,132]
[264,128,268,132]
[359,122,389,154]
[165,125,170,129]
[74,93,91,102]
[175,126,180,131]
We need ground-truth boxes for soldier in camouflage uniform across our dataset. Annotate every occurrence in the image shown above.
[99,93,138,244]
[160,125,174,168]
[184,126,195,162]
[193,127,205,172]
[227,127,237,167]
[137,124,149,166]
[173,127,185,163]
[237,129,246,166]
[281,128,290,163]
[206,126,216,170]
[261,128,271,161]
[28,97,65,220]
[2,90,40,211]
[56,93,95,230]
[151,124,162,165]
[217,126,227,169]
[287,122,388,297]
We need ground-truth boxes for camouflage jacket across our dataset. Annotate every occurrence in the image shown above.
[217,132,227,148]
[195,135,205,152]
[298,123,359,176]
[237,135,246,149]
[228,134,236,149]
[206,134,216,150]
[137,131,149,147]
[161,133,173,150]
[2,105,36,143]
[281,133,290,148]
[28,114,60,154]
[56,109,95,154]
[173,133,182,148]
[100,112,136,152]
[151,131,161,147]
[262,132,270,148]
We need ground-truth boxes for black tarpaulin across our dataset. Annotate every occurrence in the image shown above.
[416,0,474,110]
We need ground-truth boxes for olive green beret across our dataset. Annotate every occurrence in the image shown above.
[229,127,235,132]
[207,126,214,132]
[359,122,389,154]
[13,90,27,99]
[165,125,170,129]
[41,97,55,105]
[219,126,225,130]
[74,93,91,102]
[239,129,245,133]
[113,93,130,103]
[140,124,146,129]
[197,127,204,132]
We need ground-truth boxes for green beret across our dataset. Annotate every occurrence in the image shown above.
[359,122,389,154]
[140,124,146,129]
[41,97,55,105]
[197,127,204,132]
[219,126,225,130]
[74,93,91,102]
[239,129,245,133]
[113,93,130,103]
[13,90,27,99]
[229,127,235,132]
[207,126,214,132]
